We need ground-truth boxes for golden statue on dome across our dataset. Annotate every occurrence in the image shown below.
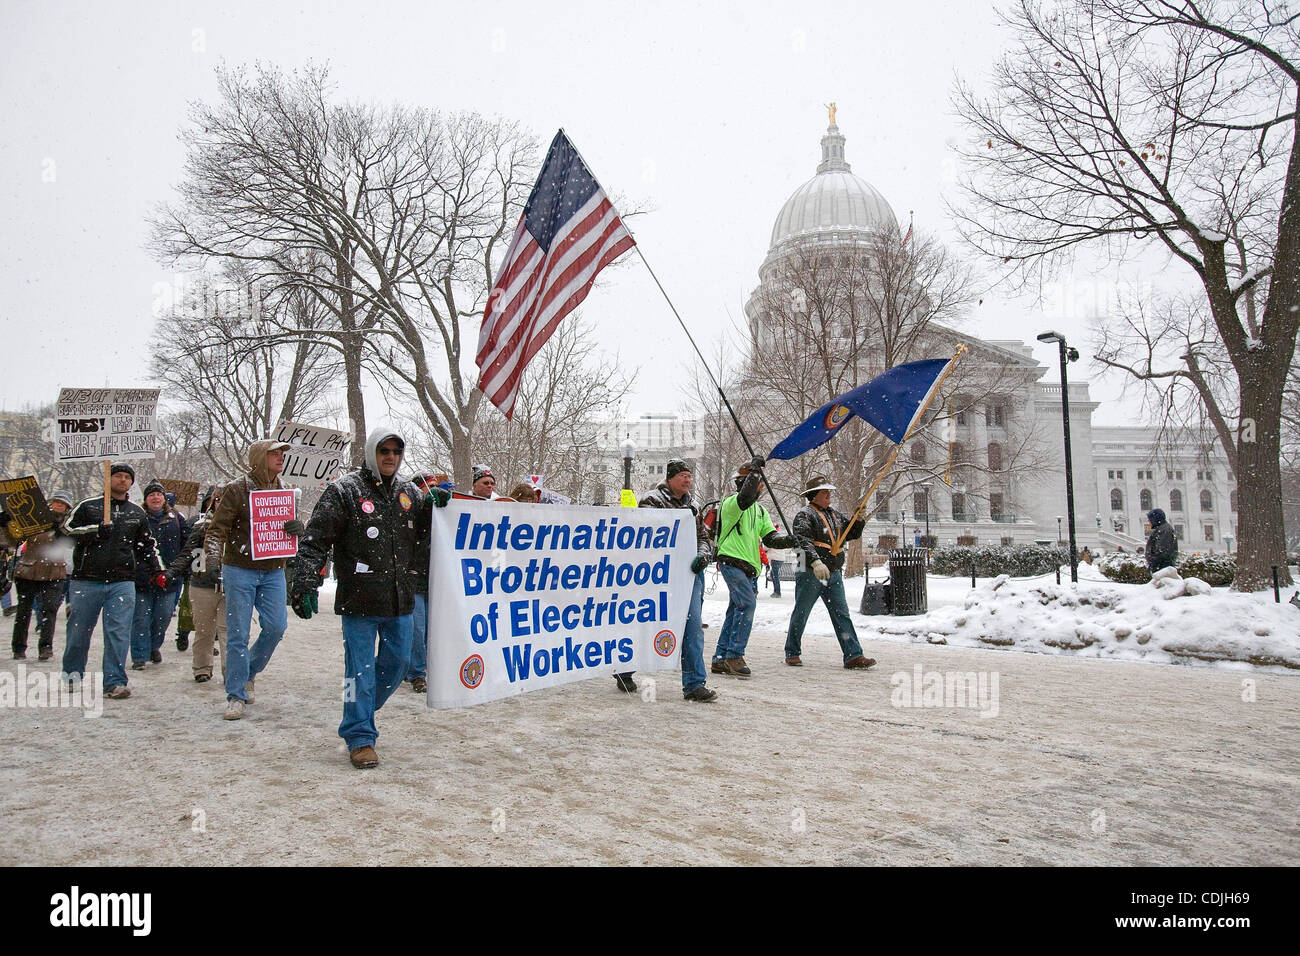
[825,101,837,126]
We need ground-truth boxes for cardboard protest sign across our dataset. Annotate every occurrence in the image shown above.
[158,479,200,507]
[248,489,298,561]
[0,476,56,540]
[274,421,351,489]
[54,388,160,461]
[426,501,692,708]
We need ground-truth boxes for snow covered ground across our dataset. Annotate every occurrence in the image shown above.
[2,568,1297,866]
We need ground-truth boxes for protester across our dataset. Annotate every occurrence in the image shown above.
[9,490,74,661]
[766,532,793,598]
[710,457,799,678]
[785,476,876,670]
[1145,508,1178,573]
[206,438,297,720]
[471,464,499,499]
[292,427,431,769]
[508,482,538,503]
[168,486,226,683]
[61,463,167,700]
[639,458,718,702]
[129,480,189,669]
[404,472,439,695]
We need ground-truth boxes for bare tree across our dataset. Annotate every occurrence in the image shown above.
[953,0,1299,588]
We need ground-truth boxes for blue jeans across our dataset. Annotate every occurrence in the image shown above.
[340,614,413,749]
[784,570,865,662]
[62,579,135,690]
[130,586,181,664]
[712,563,757,662]
[770,560,785,597]
[681,570,707,692]
[407,593,428,680]
[223,565,287,703]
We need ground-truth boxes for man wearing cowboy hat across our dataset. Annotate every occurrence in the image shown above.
[785,476,876,670]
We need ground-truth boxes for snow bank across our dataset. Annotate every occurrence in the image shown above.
[867,568,1300,670]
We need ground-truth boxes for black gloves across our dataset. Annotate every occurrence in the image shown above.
[282,519,306,536]
[691,553,710,574]
[95,524,113,540]
[749,454,766,471]
[291,589,318,620]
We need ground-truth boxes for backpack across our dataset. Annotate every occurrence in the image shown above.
[700,500,720,541]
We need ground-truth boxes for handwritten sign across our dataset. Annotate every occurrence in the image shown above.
[248,489,298,561]
[274,421,351,489]
[0,476,55,540]
[158,479,200,507]
[54,388,160,462]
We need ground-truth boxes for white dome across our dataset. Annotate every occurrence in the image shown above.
[769,170,898,249]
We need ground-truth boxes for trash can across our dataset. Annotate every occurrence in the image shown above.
[860,581,892,615]
[888,547,928,615]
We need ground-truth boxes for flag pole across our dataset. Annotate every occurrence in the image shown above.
[832,344,968,550]
[632,245,793,532]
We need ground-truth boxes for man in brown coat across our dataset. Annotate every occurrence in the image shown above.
[9,490,74,660]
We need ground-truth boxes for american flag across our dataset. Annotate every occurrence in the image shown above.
[476,130,635,419]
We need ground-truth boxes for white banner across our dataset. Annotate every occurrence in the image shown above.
[274,420,351,488]
[54,387,160,461]
[427,501,693,708]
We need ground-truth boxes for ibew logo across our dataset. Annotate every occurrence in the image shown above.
[889,665,1000,718]
[49,886,151,936]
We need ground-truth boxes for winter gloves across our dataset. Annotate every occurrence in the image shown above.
[291,589,318,620]
[749,454,765,471]
[427,487,451,508]
[691,553,710,574]
[282,519,306,536]
[812,560,830,582]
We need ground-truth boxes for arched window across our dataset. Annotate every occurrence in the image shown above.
[1230,490,1237,512]
[1200,490,1212,511]
[951,493,966,521]
[987,442,1003,471]
[913,491,928,519]
[1170,489,1183,512]
[1140,488,1152,511]
[1110,488,1123,511]
[950,441,967,463]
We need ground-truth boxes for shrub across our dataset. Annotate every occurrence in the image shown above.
[1097,551,1151,584]
[1177,552,1235,586]
[929,544,1068,577]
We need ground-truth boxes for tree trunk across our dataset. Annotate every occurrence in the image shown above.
[1234,375,1293,590]
[450,425,472,490]
[342,333,366,467]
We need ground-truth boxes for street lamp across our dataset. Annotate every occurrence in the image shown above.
[1038,330,1081,584]
[620,436,636,492]
[1056,516,1062,544]
[900,508,907,547]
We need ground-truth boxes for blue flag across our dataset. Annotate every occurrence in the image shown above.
[768,357,953,461]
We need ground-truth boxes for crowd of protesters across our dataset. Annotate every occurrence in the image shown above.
[2,441,924,769]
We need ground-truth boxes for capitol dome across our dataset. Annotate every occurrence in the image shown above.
[766,123,898,255]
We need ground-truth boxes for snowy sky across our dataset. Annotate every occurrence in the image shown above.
[0,0,1192,426]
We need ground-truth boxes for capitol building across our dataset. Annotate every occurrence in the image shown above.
[599,115,1239,554]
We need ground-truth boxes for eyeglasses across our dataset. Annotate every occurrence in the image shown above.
[377,447,404,457]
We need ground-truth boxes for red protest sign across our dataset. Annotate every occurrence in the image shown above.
[248,489,298,561]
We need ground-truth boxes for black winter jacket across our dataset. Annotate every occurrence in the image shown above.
[793,503,864,575]
[1145,521,1178,572]
[639,482,713,557]
[168,516,222,590]
[63,497,164,583]
[136,507,188,591]
[294,468,430,617]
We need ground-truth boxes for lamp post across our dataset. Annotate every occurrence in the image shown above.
[900,508,907,547]
[1039,330,1080,584]
[1056,516,1062,544]
[620,436,635,493]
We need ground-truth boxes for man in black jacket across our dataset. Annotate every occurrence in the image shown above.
[129,480,189,669]
[784,476,876,670]
[61,463,167,699]
[291,427,430,770]
[1145,508,1178,573]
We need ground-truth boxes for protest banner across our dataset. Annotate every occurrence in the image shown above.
[158,479,200,507]
[426,501,693,708]
[274,420,350,489]
[248,489,298,561]
[54,388,160,462]
[0,476,55,540]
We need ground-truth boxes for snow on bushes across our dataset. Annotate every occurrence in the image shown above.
[1097,551,1236,586]
[929,544,1068,577]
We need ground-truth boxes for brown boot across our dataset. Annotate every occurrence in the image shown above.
[349,745,379,769]
[844,656,877,670]
[785,656,803,666]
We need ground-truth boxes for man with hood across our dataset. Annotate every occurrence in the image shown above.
[168,486,226,683]
[1145,508,1178,573]
[9,489,75,661]
[129,480,189,669]
[61,463,167,700]
[291,427,431,770]
[207,438,299,720]
[785,476,876,670]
